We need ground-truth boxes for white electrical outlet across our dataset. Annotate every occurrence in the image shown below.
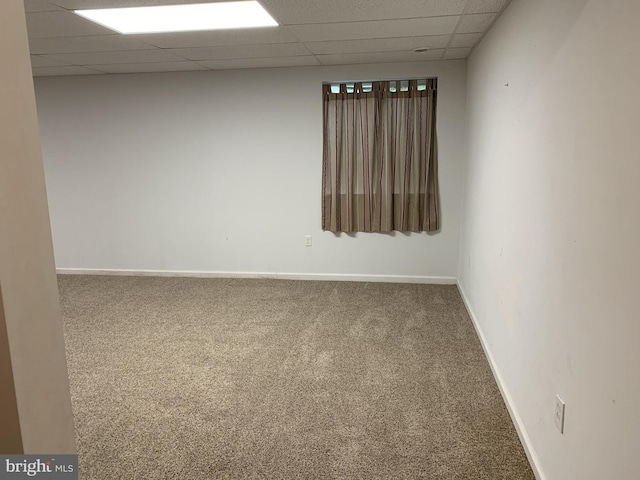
[555,395,565,434]
[305,235,312,247]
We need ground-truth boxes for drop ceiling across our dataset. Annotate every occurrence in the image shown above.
[25,0,511,76]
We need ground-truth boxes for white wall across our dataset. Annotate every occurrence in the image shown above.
[458,0,640,479]
[35,61,466,281]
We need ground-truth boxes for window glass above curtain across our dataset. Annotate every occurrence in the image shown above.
[322,78,440,233]
[328,79,430,94]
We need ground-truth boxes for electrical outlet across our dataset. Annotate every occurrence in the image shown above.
[305,235,312,247]
[555,395,565,434]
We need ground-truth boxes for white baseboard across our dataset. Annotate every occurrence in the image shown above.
[456,280,546,480]
[56,268,457,285]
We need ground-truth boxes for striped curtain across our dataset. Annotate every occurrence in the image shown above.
[322,79,439,233]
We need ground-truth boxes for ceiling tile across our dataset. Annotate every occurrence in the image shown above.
[170,43,310,61]
[261,0,466,25]
[42,49,184,65]
[28,35,156,55]
[318,50,444,66]
[449,32,483,48]
[289,17,459,42]
[465,0,511,14]
[305,35,451,55]
[442,48,472,59]
[135,28,298,49]
[30,55,69,68]
[456,13,498,34]
[23,1,63,13]
[48,0,224,7]
[87,62,209,74]
[23,0,508,75]
[199,56,320,70]
[26,11,116,38]
[32,66,104,76]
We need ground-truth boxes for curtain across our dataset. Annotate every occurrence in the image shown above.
[322,79,439,233]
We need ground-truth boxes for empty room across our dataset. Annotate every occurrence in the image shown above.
[1,0,639,479]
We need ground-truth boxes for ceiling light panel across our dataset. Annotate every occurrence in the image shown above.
[74,2,278,35]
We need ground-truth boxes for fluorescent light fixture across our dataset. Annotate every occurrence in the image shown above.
[74,1,278,34]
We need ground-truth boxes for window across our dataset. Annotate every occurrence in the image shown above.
[322,79,440,233]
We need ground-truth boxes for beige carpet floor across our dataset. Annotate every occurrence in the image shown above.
[58,275,535,479]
